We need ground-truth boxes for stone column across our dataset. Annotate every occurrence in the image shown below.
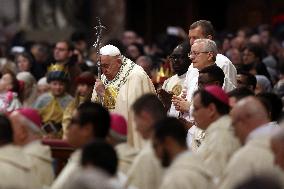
[93,0,126,41]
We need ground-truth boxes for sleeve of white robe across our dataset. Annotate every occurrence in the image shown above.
[215,54,237,92]
[218,139,275,189]
[196,129,240,178]
[218,150,258,189]
[126,144,162,189]
[115,68,156,148]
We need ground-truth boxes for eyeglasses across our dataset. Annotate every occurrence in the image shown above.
[188,51,209,58]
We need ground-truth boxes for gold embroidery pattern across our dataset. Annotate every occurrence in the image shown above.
[100,56,135,109]
[172,84,182,96]
[103,86,118,109]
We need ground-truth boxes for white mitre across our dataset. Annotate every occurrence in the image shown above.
[100,44,121,56]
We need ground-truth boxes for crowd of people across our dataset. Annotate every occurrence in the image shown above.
[0,19,284,189]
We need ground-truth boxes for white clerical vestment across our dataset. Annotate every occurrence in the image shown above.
[0,144,39,189]
[215,54,237,92]
[63,168,124,189]
[51,149,81,189]
[182,54,236,151]
[23,140,54,187]
[162,73,186,117]
[159,151,212,189]
[126,140,163,189]
[92,56,156,149]
[196,115,240,180]
[218,122,281,189]
[115,142,139,175]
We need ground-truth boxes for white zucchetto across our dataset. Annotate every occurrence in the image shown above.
[100,45,121,56]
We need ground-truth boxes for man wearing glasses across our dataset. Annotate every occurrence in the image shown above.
[187,20,237,92]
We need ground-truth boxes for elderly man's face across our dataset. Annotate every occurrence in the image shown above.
[230,108,248,145]
[100,55,122,81]
[190,43,212,70]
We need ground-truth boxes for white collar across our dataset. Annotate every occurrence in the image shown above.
[246,122,278,142]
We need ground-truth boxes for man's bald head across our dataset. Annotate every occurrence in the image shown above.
[271,127,284,171]
[234,96,269,120]
[231,96,270,144]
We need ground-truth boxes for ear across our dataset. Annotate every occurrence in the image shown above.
[163,136,174,151]
[207,52,214,62]
[81,123,93,138]
[208,103,217,118]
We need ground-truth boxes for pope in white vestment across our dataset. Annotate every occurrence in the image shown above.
[159,151,212,189]
[92,45,156,149]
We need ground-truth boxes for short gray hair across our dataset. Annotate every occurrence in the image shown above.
[193,39,218,55]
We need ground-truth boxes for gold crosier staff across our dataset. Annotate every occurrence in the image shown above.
[93,17,106,104]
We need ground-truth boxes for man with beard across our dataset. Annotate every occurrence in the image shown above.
[153,117,212,189]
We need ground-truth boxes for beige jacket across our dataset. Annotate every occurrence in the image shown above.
[218,127,280,189]
[0,144,39,189]
[115,142,139,175]
[126,141,163,189]
[51,149,81,189]
[159,151,212,189]
[23,140,54,187]
[196,115,240,179]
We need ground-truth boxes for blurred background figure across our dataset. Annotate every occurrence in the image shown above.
[62,71,95,139]
[63,140,123,189]
[37,77,50,97]
[17,71,37,107]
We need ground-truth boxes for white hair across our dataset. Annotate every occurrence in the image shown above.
[37,77,48,86]
[17,72,37,107]
[193,38,218,54]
